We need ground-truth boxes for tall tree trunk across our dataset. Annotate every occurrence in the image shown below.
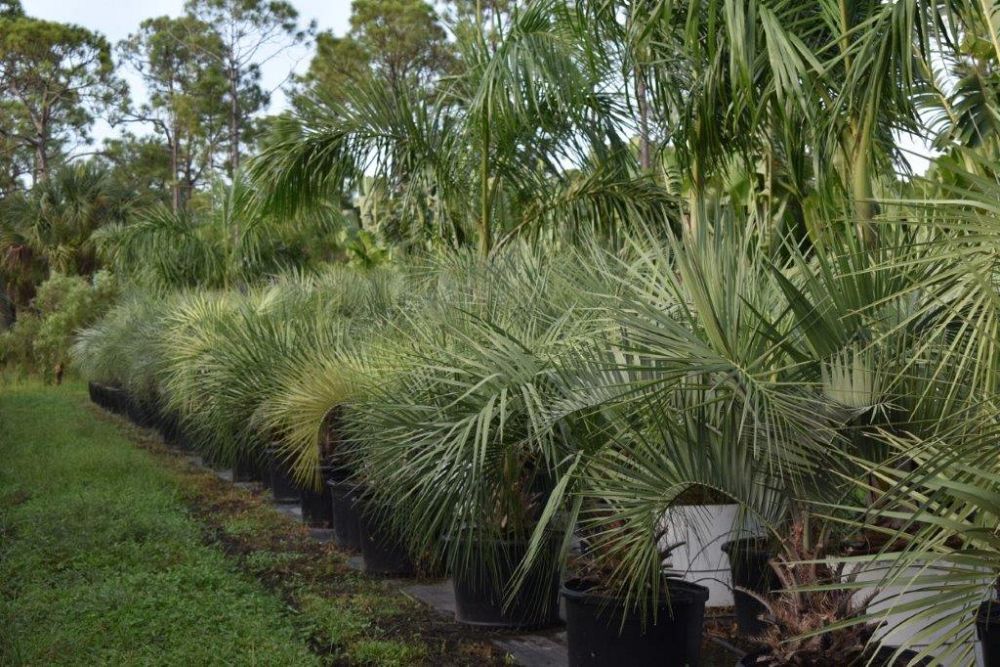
[229,66,240,175]
[34,135,48,183]
[836,0,876,248]
[170,123,180,213]
[33,107,50,183]
[0,284,15,330]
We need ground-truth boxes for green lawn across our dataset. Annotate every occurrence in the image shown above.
[0,382,318,666]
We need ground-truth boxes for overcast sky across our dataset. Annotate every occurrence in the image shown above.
[22,0,353,145]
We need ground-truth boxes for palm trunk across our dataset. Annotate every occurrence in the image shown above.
[476,0,492,258]
[628,9,651,171]
[637,71,651,170]
[847,116,878,248]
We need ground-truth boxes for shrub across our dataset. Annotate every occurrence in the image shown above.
[0,271,118,382]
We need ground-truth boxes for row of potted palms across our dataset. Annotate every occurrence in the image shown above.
[75,204,1000,665]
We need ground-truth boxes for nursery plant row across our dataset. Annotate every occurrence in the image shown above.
[74,234,1000,667]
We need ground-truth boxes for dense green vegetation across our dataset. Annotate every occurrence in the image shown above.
[4,0,1000,665]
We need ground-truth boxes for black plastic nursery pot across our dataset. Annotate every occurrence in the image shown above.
[232,453,264,483]
[561,577,709,667]
[265,447,300,503]
[327,475,363,551]
[89,381,111,409]
[356,498,415,577]
[722,537,777,638]
[299,466,335,528]
[736,646,928,666]
[978,600,1000,667]
[111,387,128,415]
[101,384,126,414]
[125,393,145,426]
[88,381,101,406]
[451,536,561,629]
[157,411,184,448]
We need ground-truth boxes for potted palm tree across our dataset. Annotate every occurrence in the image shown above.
[832,427,1000,667]
[252,298,395,548]
[556,463,713,666]
[347,251,605,627]
[526,225,894,664]
[732,516,930,667]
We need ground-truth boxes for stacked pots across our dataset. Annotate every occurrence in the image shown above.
[662,503,759,608]
[125,394,154,428]
[232,453,265,483]
[155,410,184,449]
[91,382,128,414]
[325,475,413,575]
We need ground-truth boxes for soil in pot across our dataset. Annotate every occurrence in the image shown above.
[265,448,300,503]
[979,600,1000,667]
[327,473,362,551]
[561,577,709,667]
[451,536,561,629]
[300,466,335,528]
[357,502,414,577]
[722,537,777,638]
[736,646,932,666]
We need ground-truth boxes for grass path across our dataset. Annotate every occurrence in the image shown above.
[0,383,501,666]
[0,382,318,665]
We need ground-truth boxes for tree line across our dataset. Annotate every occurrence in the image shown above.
[3,0,1000,324]
[0,0,465,325]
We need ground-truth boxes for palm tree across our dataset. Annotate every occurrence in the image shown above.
[812,158,1000,665]
[94,173,342,290]
[250,0,675,258]
[0,162,134,323]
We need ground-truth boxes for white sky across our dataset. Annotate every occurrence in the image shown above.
[22,0,353,145]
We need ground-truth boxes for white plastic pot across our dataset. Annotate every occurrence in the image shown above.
[661,503,759,607]
[847,558,989,663]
